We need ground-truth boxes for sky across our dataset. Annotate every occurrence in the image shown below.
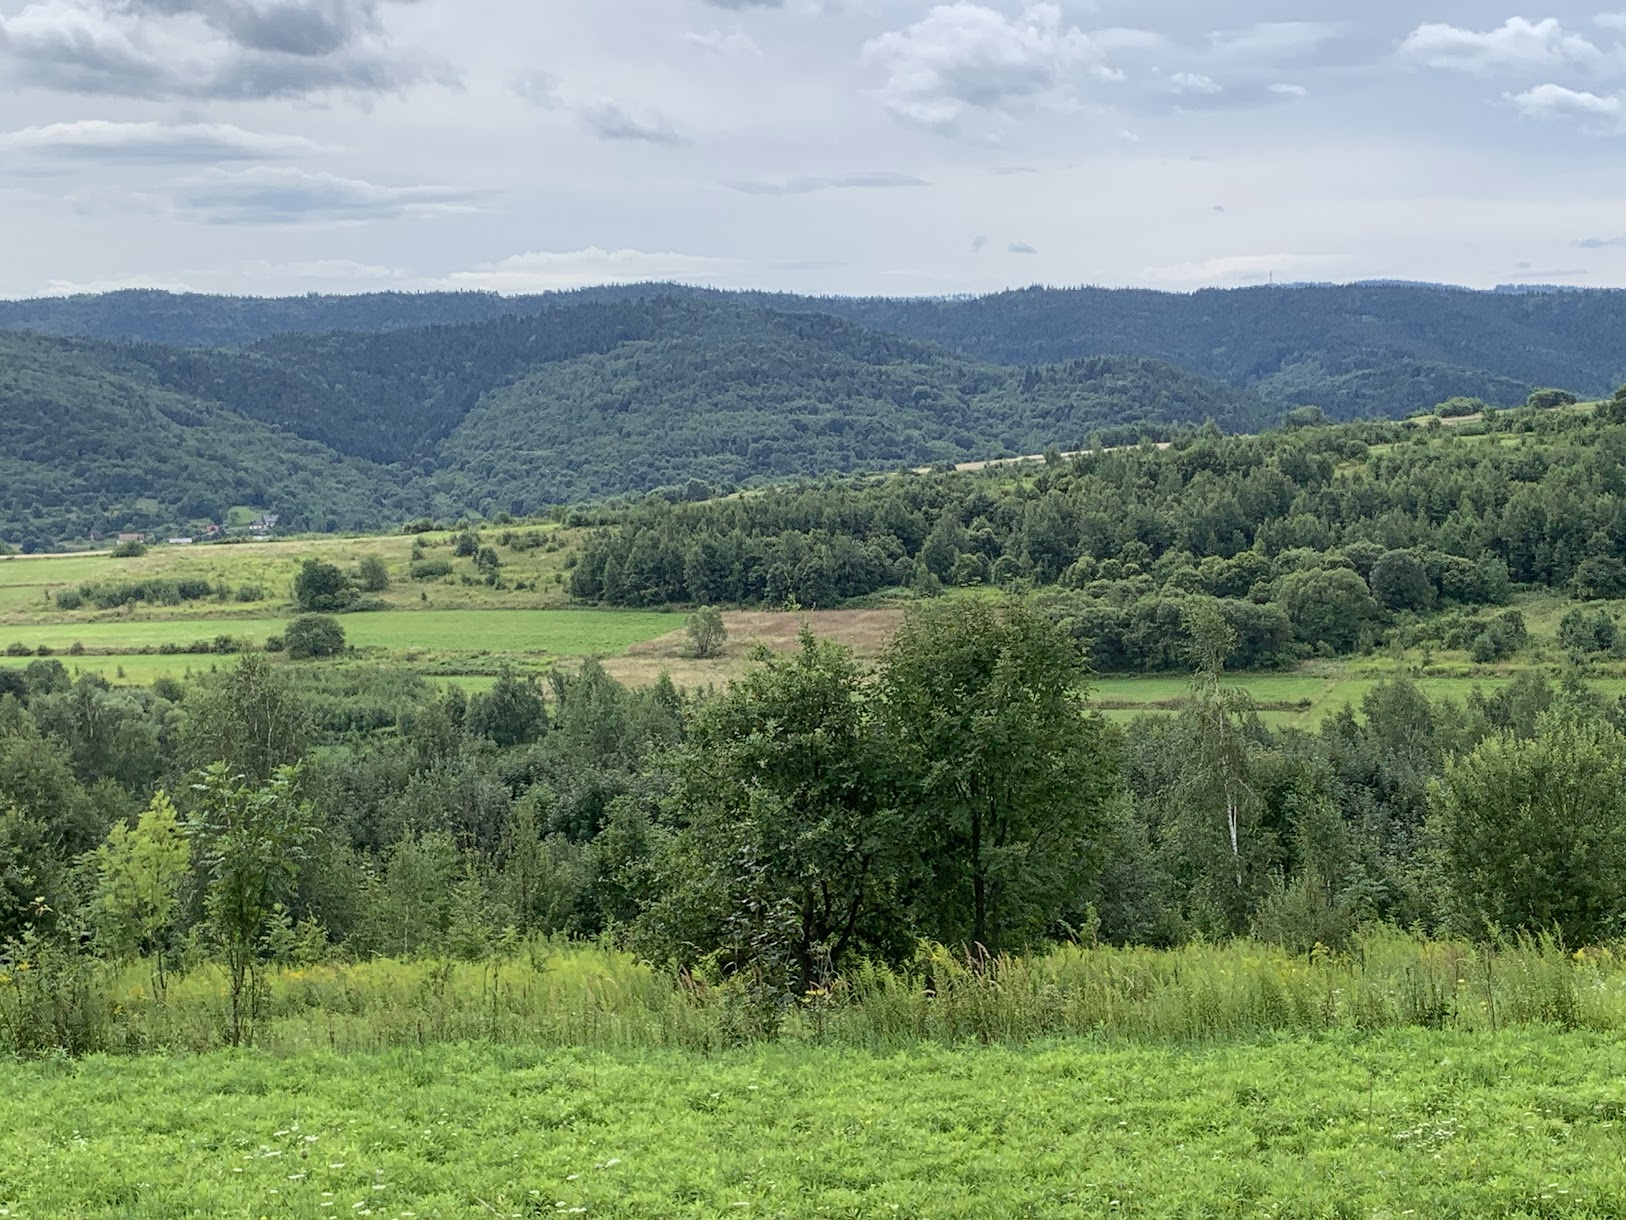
[1,0,1624,299]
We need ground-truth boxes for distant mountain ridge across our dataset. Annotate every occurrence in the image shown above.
[3,281,1619,422]
[0,298,1268,546]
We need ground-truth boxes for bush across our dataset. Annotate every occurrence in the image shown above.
[284,615,347,660]
[1559,608,1617,655]
[293,558,356,613]
[54,588,84,610]
[109,540,147,558]
[1572,556,1626,601]
[410,559,453,581]
[4,642,32,657]
[686,606,728,658]
[1527,388,1578,410]
[453,531,480,558]
[234,584,265,603]
[264,635,286,653]
[1435,396,1487,418]
[1369,550,1434,613]
[357,555,391,592]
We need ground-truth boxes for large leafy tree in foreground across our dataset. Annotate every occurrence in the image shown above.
[637,629,902,992]
[878,599,1119,953]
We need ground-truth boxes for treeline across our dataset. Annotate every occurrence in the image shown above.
[8,599,1626,1053]
[571,402,1626,671]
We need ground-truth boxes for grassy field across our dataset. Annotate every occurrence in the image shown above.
[9,931,1626,1217]
[5,1030,1626,1217]
[7,536,1626,723]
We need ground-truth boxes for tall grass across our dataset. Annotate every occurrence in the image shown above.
[3,930,1621,1058]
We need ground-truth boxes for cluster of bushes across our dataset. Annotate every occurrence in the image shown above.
[291,556,391,612]
[1559,608,1620,656]
[155,637,247,656]
[57,577,214,611]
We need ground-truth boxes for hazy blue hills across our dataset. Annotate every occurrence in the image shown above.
[3,282,1620,421]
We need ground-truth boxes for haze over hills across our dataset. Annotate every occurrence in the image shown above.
[2,282,1620,421]
[0,298,1267,546]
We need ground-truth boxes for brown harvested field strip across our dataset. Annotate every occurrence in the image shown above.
[602,608,904,688]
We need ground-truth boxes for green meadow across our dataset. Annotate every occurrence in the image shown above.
[6,1030,1626,1219]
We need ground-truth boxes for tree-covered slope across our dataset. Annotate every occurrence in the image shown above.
[3,283,1620,421]
[796,284,1625,415]
[0,303,1266,543]
[0,333,405,546]
[425,308,1269,513]
[128,299,688,464]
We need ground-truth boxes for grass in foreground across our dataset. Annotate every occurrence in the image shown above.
[4,1031,1626,1218]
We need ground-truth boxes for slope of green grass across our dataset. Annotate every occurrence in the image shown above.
[4,1030,1626,1218]
[0,609,679,657]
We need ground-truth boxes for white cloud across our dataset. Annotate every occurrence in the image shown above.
[1144,252,1353,286]
[1577,233,1626,247]
[0,0,435,99]
[39,272,196,295]
[682,29,762,58]
[0,120,321,162]
[442,247,746,292]
[1207,22,1342,62]
[1269,82,1308,98]
[575,101,689,145]
[861,3,1113,132]
[726,171,928,195]
[178,166,476,224]
[1170,72,1221,95]
[1509,82,1624,121]
[1399,17,1610,75]
[1595,13,1626,33]
[1007,240,1037,254]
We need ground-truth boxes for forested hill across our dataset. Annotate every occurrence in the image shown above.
[0,300,1265,545]
[2,282,1621,419]
[0,332,407,544]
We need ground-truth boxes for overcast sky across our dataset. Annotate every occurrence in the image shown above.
[1,0,1623,298]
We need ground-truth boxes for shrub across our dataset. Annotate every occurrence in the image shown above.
[1527,388,1578,410]
[234,584,265,603]
[54,588,84,610]
[453,531,480,558]
[4,642,32,657]
[284,615,347,660]
[357,555,391,592]
[1559,608,1617,655]
[293,558,356,613]
[410,559,453,581]
[264,635,286,653]
[686,606,728,659]
[109,540,148,558]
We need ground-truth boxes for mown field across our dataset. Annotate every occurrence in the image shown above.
[6,1029,1626,1218]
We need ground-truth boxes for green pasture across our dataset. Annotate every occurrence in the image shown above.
[0,526,579,625]
[0,609,680,665]
[4,1030,1626,1218]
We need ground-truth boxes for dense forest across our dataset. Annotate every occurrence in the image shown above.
[567,399,1626,670]
[4,282,1620,416]
[0,300,1270,545]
